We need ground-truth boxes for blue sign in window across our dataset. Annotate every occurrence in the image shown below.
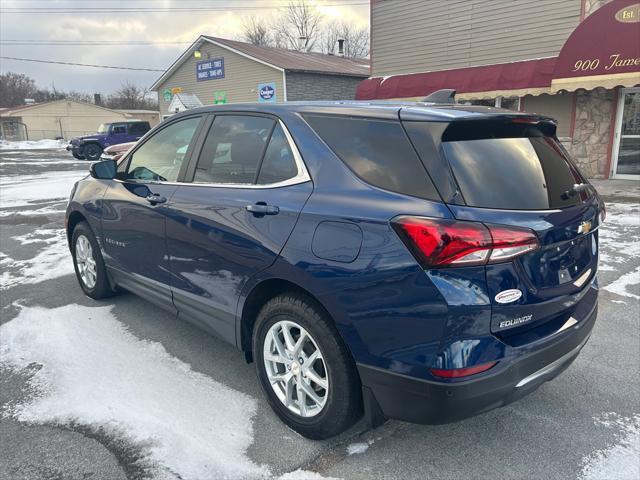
[196,58,225,81]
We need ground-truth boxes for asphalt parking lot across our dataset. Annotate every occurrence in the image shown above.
[0,145,639,480]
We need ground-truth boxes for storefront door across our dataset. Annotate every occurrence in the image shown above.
[612,87,640,179]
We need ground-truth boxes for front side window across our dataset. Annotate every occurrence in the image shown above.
[111,124,127,134]
[97,123,110,133]
[125,117,200,182]
[194,115,274,184]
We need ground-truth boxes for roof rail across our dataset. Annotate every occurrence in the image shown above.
[421,89,456,104]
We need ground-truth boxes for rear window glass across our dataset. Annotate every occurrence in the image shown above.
[304,114,439,200]
[443,134,589,210]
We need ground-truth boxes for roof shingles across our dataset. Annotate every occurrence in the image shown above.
[204,36,369,77]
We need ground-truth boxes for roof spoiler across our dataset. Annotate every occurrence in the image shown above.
[421,89,456,104]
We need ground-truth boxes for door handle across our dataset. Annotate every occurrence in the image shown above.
[145,193,167,205]
[246,203,279,215]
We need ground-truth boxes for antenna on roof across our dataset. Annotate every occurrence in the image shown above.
[421,89,456,104]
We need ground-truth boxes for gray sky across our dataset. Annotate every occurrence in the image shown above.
[0,0,369,95]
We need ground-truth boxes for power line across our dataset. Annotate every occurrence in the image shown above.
[0,56,165,72]
[0,2,368,14]
[1,40,192,46]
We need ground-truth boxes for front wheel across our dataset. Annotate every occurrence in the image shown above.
[253,293,362,439]
[71,222,115,300]
[83,143,102,161]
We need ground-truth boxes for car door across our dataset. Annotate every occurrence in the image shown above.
[101,115,204,311]
[165,113,313,343]
[109,123,129,146]
[127,122,149,143]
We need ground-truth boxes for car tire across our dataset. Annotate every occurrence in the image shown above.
[71,221,115,300]
[253,293,362,439]
[72,151,85,160]
[83,144,102,161]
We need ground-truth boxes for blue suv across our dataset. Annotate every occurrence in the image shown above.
[67,120,150,161]
[66,98,603,439]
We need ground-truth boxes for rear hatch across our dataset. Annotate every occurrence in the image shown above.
[406,115,604,345]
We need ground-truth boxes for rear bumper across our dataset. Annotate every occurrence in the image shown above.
[357,302,597,424]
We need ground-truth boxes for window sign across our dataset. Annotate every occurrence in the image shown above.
[162,89,172,102]
[196,58,225,81]
[258,82,277,102]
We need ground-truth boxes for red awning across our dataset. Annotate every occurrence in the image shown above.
[357,0,639,101]
[356,57,557,100]
[551,0,640,92]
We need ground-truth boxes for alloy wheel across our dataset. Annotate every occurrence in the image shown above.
[263,320,329,418]
[75,234,97,289]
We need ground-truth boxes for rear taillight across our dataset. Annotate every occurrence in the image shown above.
[392,216,539,268]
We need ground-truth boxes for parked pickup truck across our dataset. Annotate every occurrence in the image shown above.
[67,120,150,161]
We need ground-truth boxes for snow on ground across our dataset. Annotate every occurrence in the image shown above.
[0,229,73,290]
[346,439,374,455]
[0,169,86,208]
[580,413,640,480]
[0,303,270,480]
[604,266,640,300]
[278,471,341,480]
[599,203,640,298]
[0,139,67,150]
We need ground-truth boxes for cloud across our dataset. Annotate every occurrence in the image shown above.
[0,0,369,93]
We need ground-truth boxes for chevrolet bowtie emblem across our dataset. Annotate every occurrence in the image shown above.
[578,220,592,234]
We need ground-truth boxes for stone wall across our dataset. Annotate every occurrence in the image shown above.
[569,88,615,178]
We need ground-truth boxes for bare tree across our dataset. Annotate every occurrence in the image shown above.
[322,22,370,58]
[0,72,38,107]
[105,81,157,110]
[242,15,272,46]
[272,0,323,51]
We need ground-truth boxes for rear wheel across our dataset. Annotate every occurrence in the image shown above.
[83,143,102,161]
[71,222,114,300]
[253,293,362,439]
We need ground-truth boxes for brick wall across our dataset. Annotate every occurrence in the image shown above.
[285,72,365,101]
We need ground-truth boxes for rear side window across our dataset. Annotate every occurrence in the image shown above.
[304,114,439,200]
[194,115,274,184]
[442,129,589,210]
[111,124,126,134]
[257,125,298,185]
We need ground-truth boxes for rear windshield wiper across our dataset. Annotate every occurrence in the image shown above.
[561,183,591,200]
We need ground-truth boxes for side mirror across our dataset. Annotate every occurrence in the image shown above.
[90,159,117,180]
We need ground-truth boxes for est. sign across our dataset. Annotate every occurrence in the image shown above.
[258,82,277,103]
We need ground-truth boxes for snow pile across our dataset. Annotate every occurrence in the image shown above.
[0,303,269,480]
[1,229,73,290]
[580,413,640,480]
[0,139,67,150]
[0,169,86,209]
